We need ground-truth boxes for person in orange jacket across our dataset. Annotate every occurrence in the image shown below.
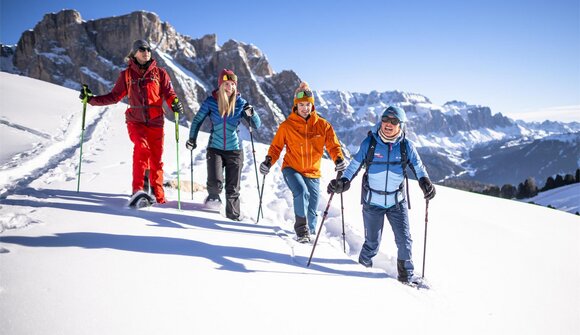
[79,39,183,205]
[259,82,347,243]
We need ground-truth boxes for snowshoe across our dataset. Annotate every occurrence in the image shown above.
[203,196,222,211]
[296,235,311,244]
[128,190,154,208]
[399,277,430,290]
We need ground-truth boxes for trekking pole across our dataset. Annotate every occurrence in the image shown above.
[76,84,89,192]
[307,171,342,267]
[340,192,346,253]
[405,175,411,210]
[190,150,194,200]
[256,174,266,223]
[248,120,263,219]
[421,199,429,278]
[174,110,181,210]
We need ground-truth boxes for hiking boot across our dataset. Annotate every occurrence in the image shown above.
[397,259,414,282]
[294,216,309,238]
[297,235,311,244]
[227,214,243,221]
[358,257,373,268]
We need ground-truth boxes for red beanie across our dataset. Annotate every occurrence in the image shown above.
[218,69,238,87]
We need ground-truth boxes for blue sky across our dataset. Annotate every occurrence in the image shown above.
[1,0,579,121]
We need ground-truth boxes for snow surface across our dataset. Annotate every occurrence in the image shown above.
[0,72,579,334]
[527,183,580,214]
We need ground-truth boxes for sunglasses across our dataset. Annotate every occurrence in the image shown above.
[381,116,400,125]
[222,74,238,83]
[295,90,313,99]
[138,47,151,53]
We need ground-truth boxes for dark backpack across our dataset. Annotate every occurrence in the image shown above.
[361,130,417,209]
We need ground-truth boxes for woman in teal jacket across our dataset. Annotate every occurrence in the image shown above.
[186,69,261,220]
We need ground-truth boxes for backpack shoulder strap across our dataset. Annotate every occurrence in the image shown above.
[400,135,408,172]
[400,133,418,179]
[364,130,377,168]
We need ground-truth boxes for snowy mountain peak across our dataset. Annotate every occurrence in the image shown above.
[0,9,578,188]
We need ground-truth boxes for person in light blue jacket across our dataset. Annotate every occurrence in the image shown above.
[327,105,435,284]
[186,68,261,221]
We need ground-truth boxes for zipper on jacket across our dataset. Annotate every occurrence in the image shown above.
[223,116,227,150]
[305,122,310,169]
[385,143,392,207]
[135,76,149,126]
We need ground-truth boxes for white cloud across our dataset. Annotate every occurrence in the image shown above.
[507,105,580,123]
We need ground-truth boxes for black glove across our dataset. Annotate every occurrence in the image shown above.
[419,177,436,200]
[259,156,272,175]
[243,103,254,116]
[172,98,184,114]
[335,157,347,172]
[185,138,196,150]
[79,85,93,102]
[327,177,350,194]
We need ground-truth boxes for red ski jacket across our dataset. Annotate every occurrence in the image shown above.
[89,58,177,128]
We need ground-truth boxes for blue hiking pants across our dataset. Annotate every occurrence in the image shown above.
[359,202,414,279]
[282,167,320,234]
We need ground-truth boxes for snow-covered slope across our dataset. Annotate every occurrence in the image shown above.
[1,72,579,335]
[527,183,580,214]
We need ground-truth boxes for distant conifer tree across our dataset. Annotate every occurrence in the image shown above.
[500,184,516,199]
[516,182,526,199]
[483,185,500,197]
[554,175,565,188]
[524,177,538,198]
[543,176,555,192]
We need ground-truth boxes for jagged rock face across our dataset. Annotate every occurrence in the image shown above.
[3,8,544,146]
[8,9,294,143]
[4,9,579,186]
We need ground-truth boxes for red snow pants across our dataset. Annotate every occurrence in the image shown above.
[126,122,166,203]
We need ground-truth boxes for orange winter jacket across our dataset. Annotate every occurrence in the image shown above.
[267,110,343,178]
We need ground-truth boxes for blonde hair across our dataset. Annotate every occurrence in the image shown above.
[217,83,237,117]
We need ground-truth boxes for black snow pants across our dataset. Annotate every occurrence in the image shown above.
[206,147,243,219]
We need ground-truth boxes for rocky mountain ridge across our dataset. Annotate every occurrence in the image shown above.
[1,9,578,186]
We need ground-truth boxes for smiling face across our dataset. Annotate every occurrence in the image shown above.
[134,47,151,65]
[296,102,312,119]
[381,117,401,137]
[222,80,237,97]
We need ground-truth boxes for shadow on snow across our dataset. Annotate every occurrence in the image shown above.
[1,187,387,279]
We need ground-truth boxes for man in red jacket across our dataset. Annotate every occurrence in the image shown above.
[79,39,184,204]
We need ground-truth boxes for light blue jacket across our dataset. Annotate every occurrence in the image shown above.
[342,125,429,209]
[188,92,261,151]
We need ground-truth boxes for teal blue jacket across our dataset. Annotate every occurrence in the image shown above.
[189,92,261,151]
